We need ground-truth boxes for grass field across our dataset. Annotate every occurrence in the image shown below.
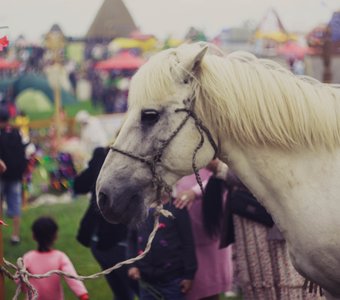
[2,196,241,299]
[27,100,104,121]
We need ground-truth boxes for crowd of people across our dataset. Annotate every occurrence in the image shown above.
[0,36,135,117]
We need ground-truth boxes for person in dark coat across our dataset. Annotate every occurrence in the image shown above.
[127,199,197,300]
[74,147,137,300]
[0,108,27,245]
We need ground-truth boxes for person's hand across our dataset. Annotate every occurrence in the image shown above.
[0,159,6,174]
[206,159,220,174]
[174,190,196,209]
[207,159,228,179]
[180,279,192,293]
[78,293,89,300]
[128,267,141,280]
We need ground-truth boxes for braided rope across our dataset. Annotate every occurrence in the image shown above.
[1,206,173,300]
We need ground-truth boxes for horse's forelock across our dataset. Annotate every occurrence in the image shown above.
[128,50,179,108]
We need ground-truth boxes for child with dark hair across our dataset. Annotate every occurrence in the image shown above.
[21,216,89,300]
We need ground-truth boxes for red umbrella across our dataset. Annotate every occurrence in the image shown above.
[0,57,21,70]
[95,52,145,70]
[277,42,314,60]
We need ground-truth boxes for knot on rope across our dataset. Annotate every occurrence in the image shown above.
[14,257,38,300]
[154,205,174,219]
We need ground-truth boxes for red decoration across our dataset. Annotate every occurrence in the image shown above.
[0,36,9,51]
[0,57,21,70]
[95,51,145,70]
[158,222,166,229]
[0,219,7,226]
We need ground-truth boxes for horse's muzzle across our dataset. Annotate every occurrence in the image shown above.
[97,188,146,225]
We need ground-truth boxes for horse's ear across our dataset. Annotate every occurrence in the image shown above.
[176,44,208,79]
[185,45,208,74]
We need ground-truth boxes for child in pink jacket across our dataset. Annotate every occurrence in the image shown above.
[21,216,89,300]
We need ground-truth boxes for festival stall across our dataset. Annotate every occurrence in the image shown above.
[0,57,21,70]
[305,10,340,83]
[95,51,145,70]
[109,36,158,54]
[307,10,340,55]
[253,9,297,56]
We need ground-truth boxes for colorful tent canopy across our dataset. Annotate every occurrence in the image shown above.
[0,58,21,70]
[109,37,158,52]
[16,89,53,113]
[329,11,340,42]
[254,31,297,43]
[13,74,77,105]
[95,52,145,70]
[163,38,184,49]
[254,9,297,43]
[277,42,314,59]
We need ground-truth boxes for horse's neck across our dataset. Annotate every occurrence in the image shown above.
[220,140,340,245]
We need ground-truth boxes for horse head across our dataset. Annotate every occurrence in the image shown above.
[96,44,217,225]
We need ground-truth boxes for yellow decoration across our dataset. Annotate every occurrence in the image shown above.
[254,31,297,43]
[109,37,158,53]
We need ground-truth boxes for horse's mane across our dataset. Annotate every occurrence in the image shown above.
[129,44,340,150]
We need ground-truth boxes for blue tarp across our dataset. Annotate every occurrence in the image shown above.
[329,11,340,42]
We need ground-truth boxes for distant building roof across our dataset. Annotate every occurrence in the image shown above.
[185,27,207,42]
[86,0,137,40]
[218,27,253,43]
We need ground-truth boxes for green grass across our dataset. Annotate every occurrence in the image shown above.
[2,198,242,300]
[64,100,104,118]
[26,100,104,121]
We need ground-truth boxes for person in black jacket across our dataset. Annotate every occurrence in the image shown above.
[127,199,197,300]
[0,108,27,245]
[74,147,137,300]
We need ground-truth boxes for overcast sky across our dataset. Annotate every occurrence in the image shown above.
[0,0,339,41]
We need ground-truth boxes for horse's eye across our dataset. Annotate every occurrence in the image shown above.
[141,109,160,125]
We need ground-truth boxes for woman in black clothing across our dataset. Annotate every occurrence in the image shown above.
[74,147,138,300]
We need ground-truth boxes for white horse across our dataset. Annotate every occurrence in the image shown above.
[96,42,340,298]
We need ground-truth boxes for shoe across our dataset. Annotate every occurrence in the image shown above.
[10,236,20,245]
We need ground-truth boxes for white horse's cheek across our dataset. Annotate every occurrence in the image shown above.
[162,141,213,177]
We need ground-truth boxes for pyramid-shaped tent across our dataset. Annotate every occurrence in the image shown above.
[254,9,296,43]
[86,0,137,40]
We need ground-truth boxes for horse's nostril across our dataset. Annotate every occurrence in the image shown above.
[98,192,110,209]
